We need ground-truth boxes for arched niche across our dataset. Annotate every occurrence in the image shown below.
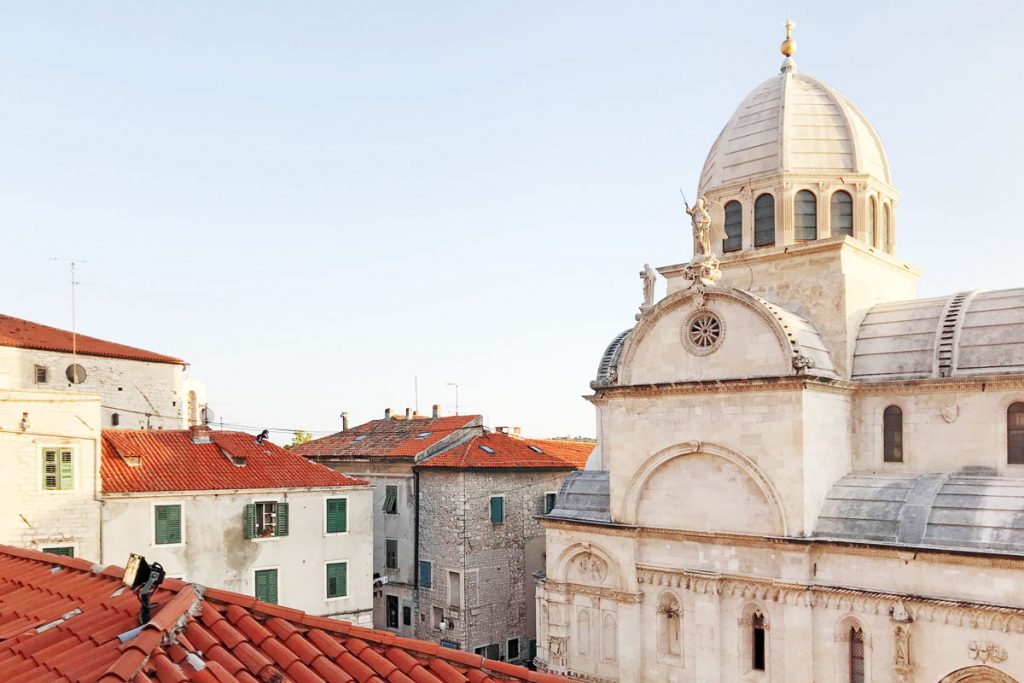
[939,666,1018,683]
[555,543,624,591]
[620,441,787,536]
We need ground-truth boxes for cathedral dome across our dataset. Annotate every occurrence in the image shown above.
[698,68,891,196]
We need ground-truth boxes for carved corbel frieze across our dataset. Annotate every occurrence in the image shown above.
[968,640,1008,664]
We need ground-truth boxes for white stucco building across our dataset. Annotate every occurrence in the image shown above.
[0,313,207,430]
[101,425,375,622]
[537,26,1024,683]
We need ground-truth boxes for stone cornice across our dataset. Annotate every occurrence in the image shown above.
[635,564,1024,632]
[542,578,643,603]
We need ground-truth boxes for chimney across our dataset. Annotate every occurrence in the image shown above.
[496,426,508,434]
[405,408,412,420]
[432,404,440,419]
[513,426,522,438]
[385,408,392,419]
[189,424,212,444]
[341,412,350,431]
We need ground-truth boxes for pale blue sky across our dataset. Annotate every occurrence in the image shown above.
[1,2,1021,439]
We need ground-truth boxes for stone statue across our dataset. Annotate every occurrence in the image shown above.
[685,195,714,257]
[641,263,656,307]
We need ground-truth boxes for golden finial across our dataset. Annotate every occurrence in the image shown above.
[780,19,797,57]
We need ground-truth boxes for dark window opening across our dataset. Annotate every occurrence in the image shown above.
[508,638,520,660]
[385,538,398,569]
[1009,403,1024,464]
[34,365,48,384]
[849,626,865,683]
[831,190,853,237]
[754,194,775,246]
[111,413,120,427]
[543,492,557,514]
[795,190,817,241]
[383,485,398,514]
[883,405,903,462]
[403,605,412,626]
[752,614,766,671]
[723,200,742,252]
[386,595,399,629]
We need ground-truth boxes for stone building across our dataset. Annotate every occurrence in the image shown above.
[0,313,207,430]
[101,425,375,622]
[537,25,1024,683]
[292,409,484,634]
[414,432,591,663]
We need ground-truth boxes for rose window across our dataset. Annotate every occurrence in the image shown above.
[682,310,724,355]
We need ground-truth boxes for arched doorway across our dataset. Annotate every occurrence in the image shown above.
[939,665,1018,683]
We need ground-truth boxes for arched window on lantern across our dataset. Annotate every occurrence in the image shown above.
[883,203,892,252]
[830,190,853,237]
[723,201,742,252]
[1008,402,1024,464]
[867,196,877,246]
[883,405,903,462]
[795,190,817,241]
[754,194,775,247]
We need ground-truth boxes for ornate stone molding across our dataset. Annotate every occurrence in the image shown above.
[635,564,1024,633]
[968,640,1008,664]
[542,579,643,603]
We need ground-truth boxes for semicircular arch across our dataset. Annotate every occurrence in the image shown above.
[554,542,625,591]
[939,666,1018,683]
[619,441,788,536]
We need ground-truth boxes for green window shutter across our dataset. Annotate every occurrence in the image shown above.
[244,504,256,539]
[255,569,278,604]
[42,450,58,490]
[275,502,289,537]
[419,560,432,589]
[327,498,348,533]
[490,497,504,524]
[155,505,182,545]
[43,546,74,557]
[58,450,74,490]
[327,562,348,598]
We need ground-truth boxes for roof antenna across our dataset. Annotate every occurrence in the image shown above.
[123,553,166,625]
[50,258,88,382]
[255,429,269,444]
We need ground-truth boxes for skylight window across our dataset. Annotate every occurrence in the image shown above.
[528,445,544,454]
[354,435,367,442]
[479,445,496,454]
[416,432,431,440]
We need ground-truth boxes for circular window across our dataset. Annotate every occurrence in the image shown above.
[66,364,87,384]
[682,309,724,356]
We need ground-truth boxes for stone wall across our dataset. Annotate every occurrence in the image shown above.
[0,346,206,430]
[0,388,103,560]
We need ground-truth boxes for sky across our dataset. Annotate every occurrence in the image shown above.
[1,1,1022,441]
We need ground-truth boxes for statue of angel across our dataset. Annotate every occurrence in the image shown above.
[685,195,714,257]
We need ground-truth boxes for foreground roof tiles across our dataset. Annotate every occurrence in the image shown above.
[102,430,367,493]
[0,314,184,365]
[0,545,567,683]
[416,432,593,470]
[292,415,482,460]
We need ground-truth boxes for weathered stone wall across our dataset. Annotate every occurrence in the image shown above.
[101,485,374,622]
[0,388,103,560]
[0,346,206,430]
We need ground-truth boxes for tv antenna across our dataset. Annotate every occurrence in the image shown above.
[446,381,471,416]
[50,258,88,377]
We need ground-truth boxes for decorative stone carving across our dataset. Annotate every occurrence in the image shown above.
[968,640,1008,664]
[942,402,960,423]
[637,263,657,320]
[894,623,913,681]
[792,352,816,373]
[682,309,725,357]
[573,553,609,584]
[682,193,723,287]
[549,635,566,658]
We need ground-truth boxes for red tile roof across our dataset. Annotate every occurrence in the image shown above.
[0,545,568,683]
[291,416,483,460]
[102,429,367,493]
[0,314,185,365]
[416,432,593,470]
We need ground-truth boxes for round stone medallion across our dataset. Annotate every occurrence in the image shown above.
[682,309,724,356]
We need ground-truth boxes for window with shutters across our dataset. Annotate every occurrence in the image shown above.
[1008,403,1024,464]
[43,546,74,557]
[490,496,505,525]
[754,194,775,247]
[883,405,903,463]
[41,448,74,491]
[831,190,853,237]
[723,200,742,252]
[385,538,398,569]
[154,504,183,545]
[244,501,289,539]
[419,560,433,588]
[403,605,412,626]
[383,485,399,515]
[326,561,348,599]
[386,595,399,629]
[795,190,817,241]
[543,492,557,514]
[34,365,48,384]
[254,568,278,605]
[326,497,348,533]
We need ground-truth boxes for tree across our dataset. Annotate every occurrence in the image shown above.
[288,430,313,449]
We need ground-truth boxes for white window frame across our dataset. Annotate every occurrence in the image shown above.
[38,446,76,493]
[151,500,186,548]
[324,559,350,601]
[250,496,281,542]
[447,569,463,610]
[253,564,282,604]
[324,495,350,536]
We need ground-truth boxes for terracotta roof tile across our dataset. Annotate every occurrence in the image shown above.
[0,544,568,683]
[416,432,593,470]
[0,314,185,364]
[102,429,367,493]
[292,416,482,460]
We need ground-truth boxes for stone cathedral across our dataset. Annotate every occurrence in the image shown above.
[537,24,1024,683]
